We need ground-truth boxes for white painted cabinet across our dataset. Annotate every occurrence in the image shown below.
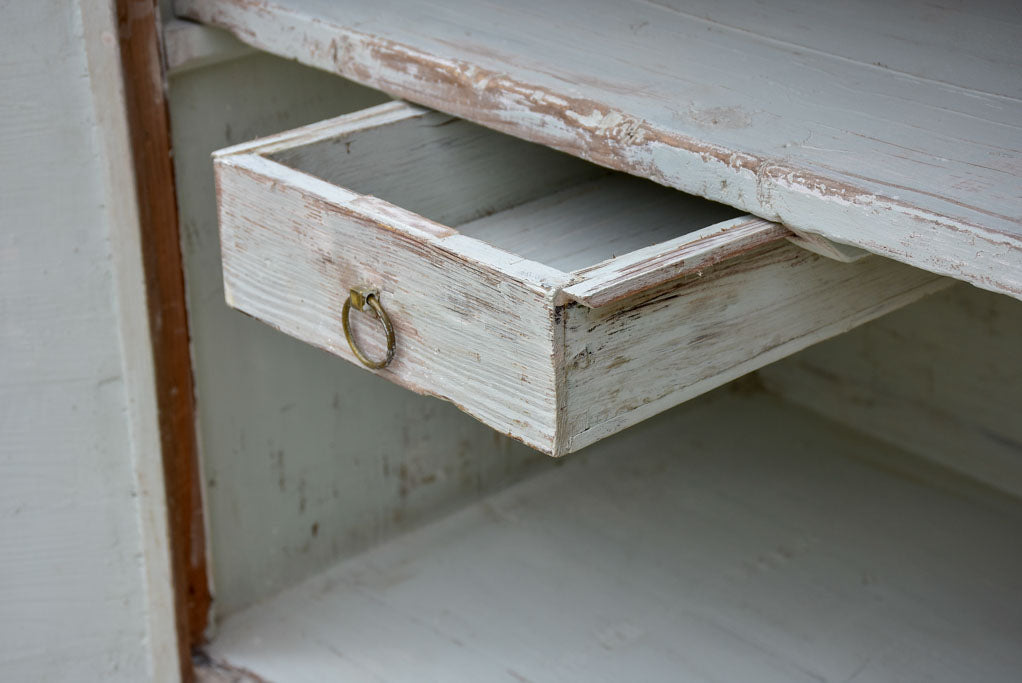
[162,3,1022,682]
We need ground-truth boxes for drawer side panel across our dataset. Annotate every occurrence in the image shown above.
[563,244,949,452]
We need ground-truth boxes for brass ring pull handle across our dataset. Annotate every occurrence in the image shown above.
[341,286,395,369]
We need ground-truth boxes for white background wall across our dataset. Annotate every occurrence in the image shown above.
[1,1,176,680]
[761,283,1022,499]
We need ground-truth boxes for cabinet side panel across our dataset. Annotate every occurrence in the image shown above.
[563,244,947,452]
[761,284,1022,499]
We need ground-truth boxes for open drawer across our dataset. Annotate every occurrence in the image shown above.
[213,101,945,456]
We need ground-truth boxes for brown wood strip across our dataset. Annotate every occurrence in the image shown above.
[116,2,210,678]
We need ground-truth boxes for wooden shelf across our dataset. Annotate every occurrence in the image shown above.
[202,392,1022,682]
[177,0,1022,300]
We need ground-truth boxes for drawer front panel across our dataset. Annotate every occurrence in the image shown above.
[216,153,566,452]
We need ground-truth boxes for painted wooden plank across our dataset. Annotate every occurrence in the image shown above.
[255,102,605,231]
[118,2,214,668]
[216,151,568,453]
[201,391,1022,683]
[456,174,743,274]
[562,245,950,452]
[562,216,790,308]
[177,0,1022,300]
[2,2,178,680]
[251,102,748,276]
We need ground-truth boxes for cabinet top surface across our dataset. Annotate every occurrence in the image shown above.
[179,0,1022,299]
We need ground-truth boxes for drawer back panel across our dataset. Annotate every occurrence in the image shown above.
[267,110,602,228]
[263,103,743,273]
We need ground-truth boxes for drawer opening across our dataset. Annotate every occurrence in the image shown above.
[262,104,744,274]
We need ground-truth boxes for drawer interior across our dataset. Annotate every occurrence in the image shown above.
[264,108,744,273]
[457,175,742,272]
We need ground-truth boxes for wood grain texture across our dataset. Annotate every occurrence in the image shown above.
[169,52,562,623]
[562,216,790,308]
[2,1,175,680]
[260,102,604,230]
[203,391,1022,683]
[457,174,743,274]
[563,244,949,452]
[177,0,1022,300]
[216,151,568,452]
[117,0,210,670]
[786,231,870,263]
[214,102,746,454]
[216,102,950,455]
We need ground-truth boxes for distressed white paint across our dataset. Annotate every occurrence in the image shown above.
[562,245,948,452]
[561,216,790,307]
[762,283,1022,500]
[167,53,560,621]
[214,102,948,455]
[203,390,1022,683]
[177,0,1022,300]
[216,150,567,451]
[1,1,177,680]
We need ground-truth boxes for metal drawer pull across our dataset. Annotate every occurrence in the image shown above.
[342,286,396,369]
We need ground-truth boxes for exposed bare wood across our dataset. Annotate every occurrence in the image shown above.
[178,0,1022,300]
[215,102,949,454]
[194,652,268,683]
[116,0,209,674]
[563,244,949,452]
[216,150,569,452]
[561,216,790,308]
[786,231,870,263]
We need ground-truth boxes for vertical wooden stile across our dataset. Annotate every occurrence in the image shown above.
[115,1,210,678]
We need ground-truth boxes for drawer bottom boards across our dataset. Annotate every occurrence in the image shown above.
[214,102,946,455]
